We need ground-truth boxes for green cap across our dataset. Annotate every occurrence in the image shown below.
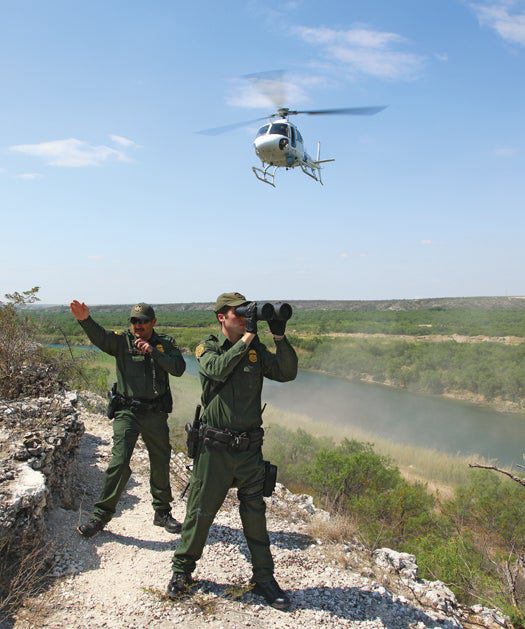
[214,292,248,313]
[130,303,155,321]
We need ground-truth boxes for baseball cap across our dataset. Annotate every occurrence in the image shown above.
[129,303,155,321]
[214,292,248,312]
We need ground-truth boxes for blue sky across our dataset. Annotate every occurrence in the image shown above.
[1,0,524,304]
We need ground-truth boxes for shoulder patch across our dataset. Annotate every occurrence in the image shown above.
[195,344,206,358]
[248,349,258,363]
[156,343,165,353]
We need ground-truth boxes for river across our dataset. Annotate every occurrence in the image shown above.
[185,356,525,466]
[55,345,525,466]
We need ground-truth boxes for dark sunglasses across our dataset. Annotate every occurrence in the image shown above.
[130,318,151,325]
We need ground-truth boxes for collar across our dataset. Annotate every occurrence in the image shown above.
[150,329,160,344]
[217,332,232,349]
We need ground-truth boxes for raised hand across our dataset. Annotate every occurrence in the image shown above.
[70,300,90,321]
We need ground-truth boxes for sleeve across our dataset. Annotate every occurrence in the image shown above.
[259,336,298,382]
[78,316,123,356]
[151,336,186,377]
[197,337,249,382]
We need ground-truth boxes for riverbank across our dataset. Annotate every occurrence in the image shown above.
[292,334,525,418]
[339,371,525,416]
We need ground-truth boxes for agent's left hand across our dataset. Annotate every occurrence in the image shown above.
[268,319,286,337]
[243,302,258,334]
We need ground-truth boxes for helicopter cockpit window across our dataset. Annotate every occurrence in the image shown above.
[296,129,303,143]
[256,124,270,137]
[269,123,289,137]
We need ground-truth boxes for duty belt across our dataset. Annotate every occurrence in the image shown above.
[115,394,164,411]
[202,425,264,452]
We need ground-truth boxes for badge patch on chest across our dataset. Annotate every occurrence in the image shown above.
[195,344,205,358]
[248,349,258,363]
[156,344,164,353]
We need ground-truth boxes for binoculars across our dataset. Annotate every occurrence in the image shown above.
[235,301,293,322]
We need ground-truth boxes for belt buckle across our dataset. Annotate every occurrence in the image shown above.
[233,433,250,451]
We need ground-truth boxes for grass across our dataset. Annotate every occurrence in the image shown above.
[0,539,52,626]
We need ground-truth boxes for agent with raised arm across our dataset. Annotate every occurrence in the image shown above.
[168,292,298,610]
[70,300,186,537]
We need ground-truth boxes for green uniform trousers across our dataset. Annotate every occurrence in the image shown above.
[92,407,173,523]
[172,445,274,582]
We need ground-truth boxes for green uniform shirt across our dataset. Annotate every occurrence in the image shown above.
[79,316,186,400]
[195,334,298,431]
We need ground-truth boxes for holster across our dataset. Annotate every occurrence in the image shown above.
[263,460,277,497]
[108,390,170,416]
[106,383,119,419]
[185,422,201,459]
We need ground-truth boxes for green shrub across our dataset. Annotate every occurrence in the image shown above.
[406,532,496,604]
[309,440,400,509]
[351,481,435,548]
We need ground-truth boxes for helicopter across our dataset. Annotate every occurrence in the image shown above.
[197,72,387,187]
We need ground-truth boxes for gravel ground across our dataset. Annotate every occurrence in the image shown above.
[10,395,507,629]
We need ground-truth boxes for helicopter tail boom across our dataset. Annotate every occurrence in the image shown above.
[300,141,335,184]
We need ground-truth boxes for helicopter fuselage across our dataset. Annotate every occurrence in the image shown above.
[253,118,309,168]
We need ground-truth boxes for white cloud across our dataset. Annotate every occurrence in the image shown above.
[110,134,139,148]
[421,239,432,245]
[294,25,424,80]
[15,173,43,180]
[10,137,135,167]
[472,1,525,45]
[0,167,6,174]
[87,254,105,261]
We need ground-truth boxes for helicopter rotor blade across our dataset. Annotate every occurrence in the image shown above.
[196,116,270,136]
[243,69,287,110]
[290,106,388,116]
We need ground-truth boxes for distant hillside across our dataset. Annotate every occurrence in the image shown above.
[29,296,525,314]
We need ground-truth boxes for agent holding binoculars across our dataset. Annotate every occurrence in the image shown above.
[168,292,298,609]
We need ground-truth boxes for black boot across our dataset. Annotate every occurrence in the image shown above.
[251,577,291,610]
[153,509,182,533]
[166,572,193,599]
[77,518,105,538]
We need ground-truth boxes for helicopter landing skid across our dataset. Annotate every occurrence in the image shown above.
[252,164,277,187]
[300,163,323,185]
